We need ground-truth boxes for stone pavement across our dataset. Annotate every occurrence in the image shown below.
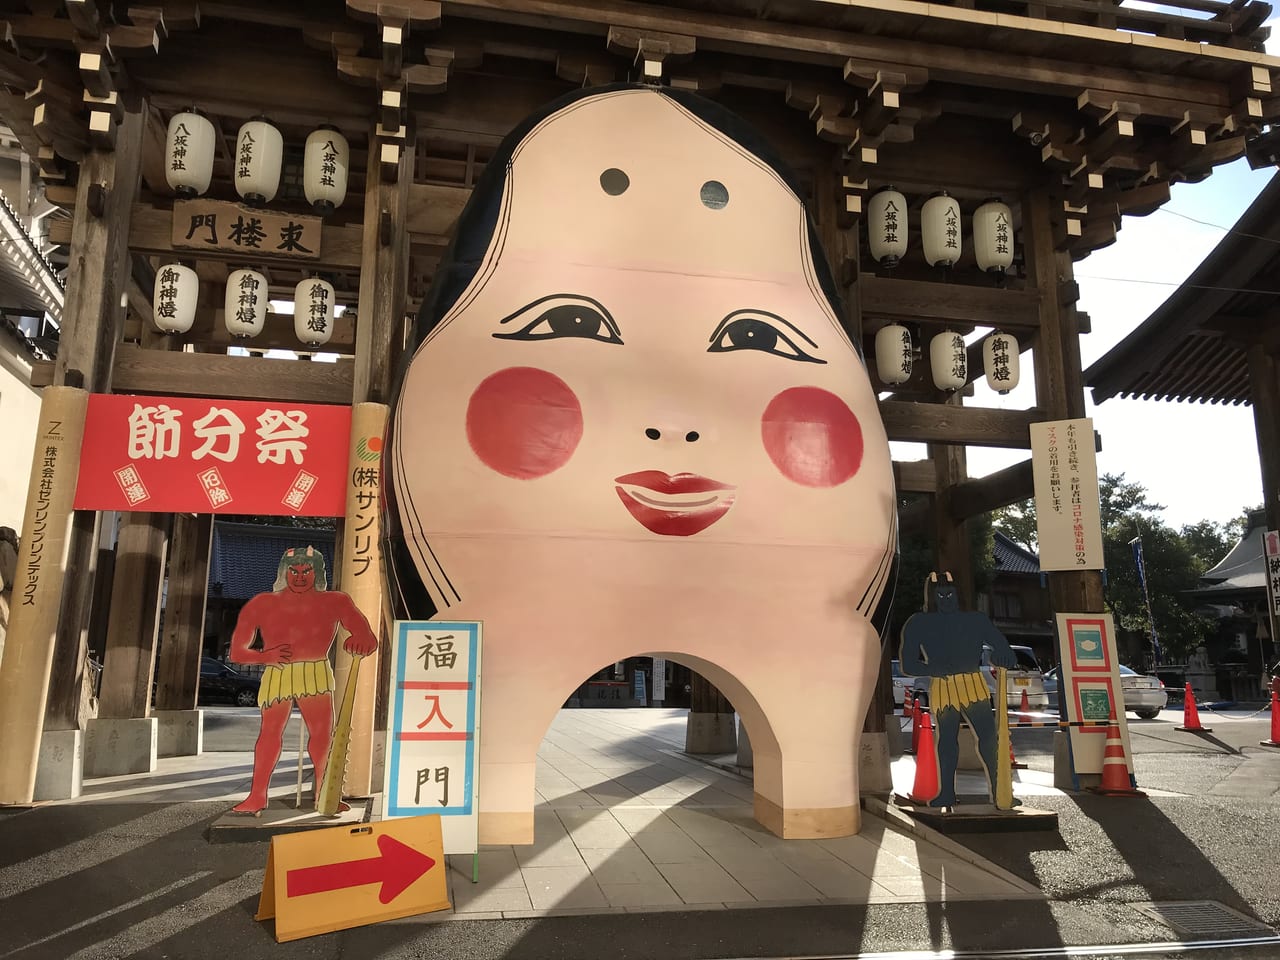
[51,708,1040,919]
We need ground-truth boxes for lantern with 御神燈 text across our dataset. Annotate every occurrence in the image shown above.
[235,117,283,206]
[983,331,1020,394]
[153,263,198,335]
[304,126,349,216]
[164,109,215,198]
[295,277,334,346]
[874,323,913,386]
[867,186,907,268]
[225,268,267,338]
[973,198,1015,274]
[930,329,967,392]
[921,192,962,268]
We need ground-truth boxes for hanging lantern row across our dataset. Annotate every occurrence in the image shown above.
[153,265,336,347]
[867,188,1015,274]
[165,110,350,215]
[871,324,1020,394]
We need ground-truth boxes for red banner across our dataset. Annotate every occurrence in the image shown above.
[73,393,352,516]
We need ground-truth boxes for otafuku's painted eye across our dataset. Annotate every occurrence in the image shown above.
[494,295,624,345]
[708,310,824,364]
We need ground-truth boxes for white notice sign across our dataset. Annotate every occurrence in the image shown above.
[1031,418,1104,571]
[383,621,482,855]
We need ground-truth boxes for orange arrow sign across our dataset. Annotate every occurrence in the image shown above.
[256,815,451,942]
[286,834,435,904]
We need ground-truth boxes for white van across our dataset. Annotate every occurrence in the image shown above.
[980,644,1047,710]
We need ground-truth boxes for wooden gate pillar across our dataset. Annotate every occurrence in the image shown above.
[97,512,169,718]
[1026,192,1106,616]
[44,107,145,735]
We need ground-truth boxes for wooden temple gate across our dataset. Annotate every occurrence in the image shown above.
[0,0,1274,813]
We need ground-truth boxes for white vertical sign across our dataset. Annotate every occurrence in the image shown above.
[1264,530,1280,618]
[1031,418,1104,571]
[383,621,482,855]
[652,658,666,701]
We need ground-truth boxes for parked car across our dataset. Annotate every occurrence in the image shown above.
[198,657,259,707]
[890,659,927,708]
[1043,665,1167,720]
[981,644,1048,710]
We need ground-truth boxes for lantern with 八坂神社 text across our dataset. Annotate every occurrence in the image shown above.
[973,199,1015,274]
[868,186,907,269]
[235,117,283,206]
[921,192,962,268]
[165,109,215,198]
[304,126,349,216]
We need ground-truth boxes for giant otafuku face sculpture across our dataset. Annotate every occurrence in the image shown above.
[387,86,897,842]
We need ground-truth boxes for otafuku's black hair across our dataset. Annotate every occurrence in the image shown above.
[382,83,894,627]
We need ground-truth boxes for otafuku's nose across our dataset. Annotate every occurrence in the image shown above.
[644,427,700,443]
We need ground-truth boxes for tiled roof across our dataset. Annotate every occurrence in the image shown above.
[208,520,337,601]
[993,530,1040,575]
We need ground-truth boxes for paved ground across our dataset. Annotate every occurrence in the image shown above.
[2,706,1278,959]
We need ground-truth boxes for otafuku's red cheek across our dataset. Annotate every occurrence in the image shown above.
[466,367,583,479]
[761,387,863,487]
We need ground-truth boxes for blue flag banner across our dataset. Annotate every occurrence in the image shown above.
[1130,537,1162,666]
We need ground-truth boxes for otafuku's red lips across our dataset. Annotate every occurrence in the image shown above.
[613,471,734,495]
[613,471,737,537]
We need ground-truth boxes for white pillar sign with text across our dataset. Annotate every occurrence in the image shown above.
[1031,418,1104,571]
[384,621,482,855]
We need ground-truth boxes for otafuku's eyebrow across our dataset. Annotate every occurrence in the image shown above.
[708,309,821,350]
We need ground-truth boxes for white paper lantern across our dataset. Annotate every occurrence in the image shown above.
[153,263,198,334]
[930,329,967,392]
[983,331,1020,394]
[973,198,1015,274]
[164,110,215,198]
[304,126,349,216]
[224,268,267,338]
[921,192,962,268]
[295,277,334,346]
[867,186,908,268]
[874,323,913,386]
[234,117,284,205]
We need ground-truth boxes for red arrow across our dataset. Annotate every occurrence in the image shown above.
[286,834,436,904]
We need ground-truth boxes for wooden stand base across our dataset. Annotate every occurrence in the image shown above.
[208,797,371,844]
[891,794,1059,833]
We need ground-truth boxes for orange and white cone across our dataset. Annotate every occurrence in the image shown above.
[1088,721,1147,797]
[1176,682,1212,732]
[1018,688,1031,716]
[1262,691,1280,748]
[908,710,940,805]
[1009,737,1027,770]
[909,697,922,755]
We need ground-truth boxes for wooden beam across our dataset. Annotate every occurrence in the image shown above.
[879,400,1040,449]
[893,458,937,494]
[97,512,169,719]
[154,513,212,712]
[49,201,366,268]
[859,276,1042,330]
[931,397,974,608]
[948,458,1035,520]
[354,127,414,404]
[107,343,355,403]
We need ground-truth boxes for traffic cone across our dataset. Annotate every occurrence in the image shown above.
[1088,721,1147,797]
[1009,737,1028,770]
[1018,688,1031,717]
[908,711,940,805]
[1175,683,1212,732]
[909,697,922,755]
[1262,691,1280,748]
